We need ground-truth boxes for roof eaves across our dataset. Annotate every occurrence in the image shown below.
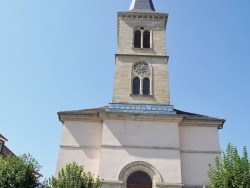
[0,134,8,142]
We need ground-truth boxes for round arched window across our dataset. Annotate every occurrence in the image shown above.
[127,171,152,188]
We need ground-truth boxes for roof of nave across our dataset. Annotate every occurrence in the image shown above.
[58,106,225,122]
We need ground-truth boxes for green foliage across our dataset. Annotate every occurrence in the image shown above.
[47,162,101,188]
[208,143,250,188]
[0,154,41,188]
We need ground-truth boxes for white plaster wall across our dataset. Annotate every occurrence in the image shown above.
[181,153,219,186]
[56,147,100,177]
[102,120,180,148]
[179,126,220,151]
[60,121,103,147]
[56,121,103,176]
[98,147,182,184]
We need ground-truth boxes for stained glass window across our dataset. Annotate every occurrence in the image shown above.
[133,77,140,94]
[127,171,152,186]
[143,78,150,95]
[134,30,141,48]
[143,30,150,48]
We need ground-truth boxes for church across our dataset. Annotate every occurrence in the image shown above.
[56,0,225,187]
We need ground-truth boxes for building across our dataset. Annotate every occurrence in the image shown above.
[0,134,15,158]
[56,0,225,187]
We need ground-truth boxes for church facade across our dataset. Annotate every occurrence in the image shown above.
[56,1,225,187]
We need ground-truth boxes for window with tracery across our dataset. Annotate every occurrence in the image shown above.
[133,27,151,49]
[143,78,150,95]
[133,77,140,94]
[127,171,152,188]
[132,62,152,95]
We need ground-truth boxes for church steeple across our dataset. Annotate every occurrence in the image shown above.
[108,0,175,114]
[129,0,155,12]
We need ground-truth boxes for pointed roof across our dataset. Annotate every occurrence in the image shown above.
[129,0,155,12]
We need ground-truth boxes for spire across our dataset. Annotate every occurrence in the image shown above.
[129,0,155,12]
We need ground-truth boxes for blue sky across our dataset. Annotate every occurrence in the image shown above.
[0,0,250,180]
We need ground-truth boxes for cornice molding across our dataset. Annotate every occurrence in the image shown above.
[180,119,225,129]
[117,12,168,22]
[60,145,221,155]
[60,145,100,149]
[181,150,221,154]
[58,110,224,129]
[59,114,101,123]
[116,53,169,59]
[101,144,180,151]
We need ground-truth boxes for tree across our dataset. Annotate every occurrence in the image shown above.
[207,143,250,188]
[46,162,101,188]
[0,154,42,188]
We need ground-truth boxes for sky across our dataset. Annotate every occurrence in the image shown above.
[0,0,250,180]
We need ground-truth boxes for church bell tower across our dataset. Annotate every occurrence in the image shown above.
[108,0,175,114]
[56,1,225,187]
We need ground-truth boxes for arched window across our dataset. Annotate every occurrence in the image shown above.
[143,78,150,95]
[143,30,150,48]
[132,62,152,95]
[134,30,141,48]
[133,77,140,94]
[127,171,152,188]
[133,27,151,49]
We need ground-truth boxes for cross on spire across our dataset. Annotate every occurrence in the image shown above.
[129,0,155,12]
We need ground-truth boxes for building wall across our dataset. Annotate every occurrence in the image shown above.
[56,121,103,176]
[56,118,221,187]
[101,120,179,148]
[98,147,182,183]
[179,126,221,186]
[118,17,167,55]
[98,119,182,183]
[112,55,170,104]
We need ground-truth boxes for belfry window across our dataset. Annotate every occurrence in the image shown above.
[143,31,150,48]
[127,171,152,188]
[143,78,150,95]
[134,30,141,48]
[133,27,151,49]
[133,77,140,94]
[132,62,152,96]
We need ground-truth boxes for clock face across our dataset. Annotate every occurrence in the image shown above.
[133,62,150,76]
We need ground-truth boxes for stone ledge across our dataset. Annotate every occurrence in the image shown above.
[157,183,184,188]
[102,180,123,185]
[107,103,176,115]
